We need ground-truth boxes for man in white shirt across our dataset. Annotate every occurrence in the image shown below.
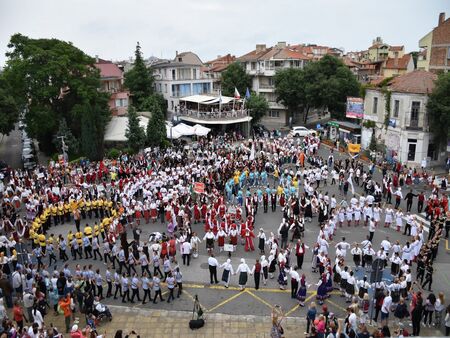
[181,241,192,266]
[381,291,392,325]
[335,237,351,258]
[207,253,219,284]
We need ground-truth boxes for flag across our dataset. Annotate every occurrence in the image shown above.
[234,87,240,99]
[245,87,251,99]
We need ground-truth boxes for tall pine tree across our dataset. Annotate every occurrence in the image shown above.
[124,42,154,110]
[146,105,166,147]
[125,107,146,152]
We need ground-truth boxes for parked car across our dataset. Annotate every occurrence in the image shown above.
[22,154,36,170]
[18,120,26,130]
[289,126,314,137]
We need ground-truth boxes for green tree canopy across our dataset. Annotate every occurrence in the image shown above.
[146,105,166,147]
[274,55,360,124]
[246,93,269,125]
[52,118,79,156]
[125,107,146,152]
[220,62,252,97]
[0,75,18,136]
[427,72,450,149]
[2,33,110,159]
[124,42,154,110]
[274,68,306,122]
[141,93,167,118]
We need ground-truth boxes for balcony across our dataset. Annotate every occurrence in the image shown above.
[177,108,252,125]
[258,84,275,92]
[404,112,427,131]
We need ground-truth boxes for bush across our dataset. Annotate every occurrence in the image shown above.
[122,147,136,156]
[107,148,121,159]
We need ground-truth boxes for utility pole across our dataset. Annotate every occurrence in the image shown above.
[57,135,68,163]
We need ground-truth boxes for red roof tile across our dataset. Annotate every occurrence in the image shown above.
[388,70,437,94]
[94,63,123,78]
[384,54,411,70]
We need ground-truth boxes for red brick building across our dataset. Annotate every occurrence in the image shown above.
[429,12,450,73]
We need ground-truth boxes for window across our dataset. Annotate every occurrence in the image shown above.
[372,97,378,115]
[268,77,274,86]
[172,69,176,80]
[411,101,420,121]
[164,84,168,93]
[393,100,399,117]
[158,84,162,92]
[115,98,128,107]
[251,62,256,70]
[193,69,197,79]
[448,47,450,60]
[268,110,280,118]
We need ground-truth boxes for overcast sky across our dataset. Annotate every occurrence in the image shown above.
[0,0,449,66]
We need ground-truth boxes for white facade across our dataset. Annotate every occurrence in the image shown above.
[152,52,217,114]
[363,88,441,166]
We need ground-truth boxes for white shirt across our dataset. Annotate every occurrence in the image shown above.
[208,257,219,267]
[181,241,192,254]
[381,295,392,314]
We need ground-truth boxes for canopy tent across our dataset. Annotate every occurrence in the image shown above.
[104,116,149,142]
[172,123,195,136]
[193,124,211,136]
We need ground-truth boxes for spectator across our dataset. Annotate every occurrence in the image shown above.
[305,302,317,335]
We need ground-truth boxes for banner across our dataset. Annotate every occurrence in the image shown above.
[193,182,205,194]
[347,143,361,153]
[346,97,364,119]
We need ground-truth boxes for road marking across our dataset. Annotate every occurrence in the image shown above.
[206,290,246,312]
[284,292,317,316]
[183,288,208,312]
[245,289,274,309]
[325,298,347,312]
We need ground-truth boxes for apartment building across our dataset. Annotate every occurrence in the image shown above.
[152,51,216,113]
[237,42,312,127]
[362,71,442,166]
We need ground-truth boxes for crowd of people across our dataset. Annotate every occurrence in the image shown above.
[0,132,449,337]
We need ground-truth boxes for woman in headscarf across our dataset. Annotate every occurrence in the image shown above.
[235,258,251,291]
[219,259,234,288]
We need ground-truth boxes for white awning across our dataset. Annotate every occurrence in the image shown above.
[172,123,195,136]
[193,124,211,136]
[180,94,236,105]
[104,116,149,142]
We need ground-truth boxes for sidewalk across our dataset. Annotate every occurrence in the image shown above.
[7,305,306,337]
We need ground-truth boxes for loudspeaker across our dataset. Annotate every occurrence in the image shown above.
[189,319,205,330]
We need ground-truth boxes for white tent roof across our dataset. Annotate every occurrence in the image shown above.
[193,124,211,136]
[104,116,149,142]
[172,123,195,136]
[180,94,236,105]
[166,126,182,139]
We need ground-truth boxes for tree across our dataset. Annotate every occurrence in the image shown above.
[427,72,450,149]
[220,62,252,97]
[246,93,269,125]
[52,118,79,156]
[274,68,305,124]
[3,34,110,159]
[0,75,18,136]
[146,105,166,147]
[141,93,167,118]
[124,42,154,110]
[125,107,146,152]
[303,55,360,121]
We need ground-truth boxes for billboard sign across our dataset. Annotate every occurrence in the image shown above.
[346,97,364,119]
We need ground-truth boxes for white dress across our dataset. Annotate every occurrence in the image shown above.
[385,209,393,223]
[395,212,403,228]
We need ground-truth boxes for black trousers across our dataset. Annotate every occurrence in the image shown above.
[291,279,298,298]
[209,265,218,283]
[182,254,191,266]
[254,272,260,290]
[417,201,423,213]
[142,289,151,303]
[130,288,141,302]
[114,284,122,298]
[296,255,304,270]
[106,282,112,297]
[153,289,163,303]
[122,289,130,302]
[154,266,163,278]
[369,231,375,242]
[406,201,412,212]
[141,265,151,277]
[93,249,102,260]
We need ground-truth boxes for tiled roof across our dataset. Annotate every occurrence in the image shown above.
[388,70,437,94]
[94,62,123,78]
[384,54,411,70]
[237,47,273,61]
[389,45,404,52]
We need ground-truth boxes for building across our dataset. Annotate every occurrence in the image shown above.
[203,54,236,92]
[94,58,130,116]
[237,42,312,127]
[382,54,414,78]
[419,12,450,73]
[362,70,442,166]
[152,51,216,114]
